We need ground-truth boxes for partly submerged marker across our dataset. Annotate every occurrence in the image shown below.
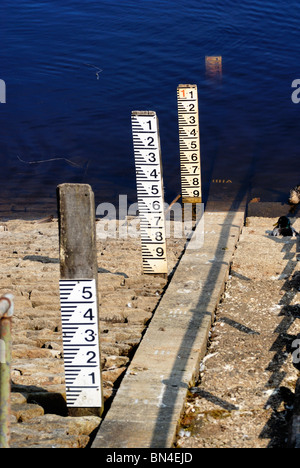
[177,84,202,205]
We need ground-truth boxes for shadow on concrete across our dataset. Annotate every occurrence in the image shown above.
[22,255,128,277]
[258,234,300,447]
[11,382,68,416]
[219,316,260,336]
[150,181,249,447]
[23,255,59,264]
[189,388,239,412]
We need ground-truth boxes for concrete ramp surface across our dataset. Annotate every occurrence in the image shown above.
[92,208,245,448]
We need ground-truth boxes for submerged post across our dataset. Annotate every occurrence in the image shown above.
[0,294,14,449]
[177,84,202,222]
[57,183,103,417]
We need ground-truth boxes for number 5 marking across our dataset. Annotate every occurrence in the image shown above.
[82,287,93,300]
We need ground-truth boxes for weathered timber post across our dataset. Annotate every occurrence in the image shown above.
[57,183,103,417]
[0,294,14,448]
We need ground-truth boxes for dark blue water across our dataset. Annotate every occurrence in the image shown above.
[1,0,300,215]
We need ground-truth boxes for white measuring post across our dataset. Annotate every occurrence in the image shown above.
[57,184,103,417]
[177,84,202,204]
[59,279,102,410]
[131,111,168,277]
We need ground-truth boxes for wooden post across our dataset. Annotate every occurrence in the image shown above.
[57,183,103,417]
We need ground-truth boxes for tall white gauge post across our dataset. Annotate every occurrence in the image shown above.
[177,84,202,209]
[131,111,168,277]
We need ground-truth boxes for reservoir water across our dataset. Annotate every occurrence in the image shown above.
[1,0,300,215]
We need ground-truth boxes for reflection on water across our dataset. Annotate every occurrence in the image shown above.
[0,0,300,217]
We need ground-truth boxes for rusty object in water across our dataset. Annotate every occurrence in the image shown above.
[205,56,222,82]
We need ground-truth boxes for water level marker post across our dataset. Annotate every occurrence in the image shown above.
[131,111,168,278]
[177,84,202,221]
[57,183,103,417]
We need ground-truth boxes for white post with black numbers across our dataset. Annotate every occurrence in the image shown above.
[177,84,202,204]
[59,279,102,408]
[131,111,168,276]
[57,183,103,417]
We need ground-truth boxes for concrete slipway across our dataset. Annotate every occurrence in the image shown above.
[92,202,246,448]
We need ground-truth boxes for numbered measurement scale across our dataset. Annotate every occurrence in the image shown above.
[177,84,202,202]
[131,111,168,275]
[59,279,102,408]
